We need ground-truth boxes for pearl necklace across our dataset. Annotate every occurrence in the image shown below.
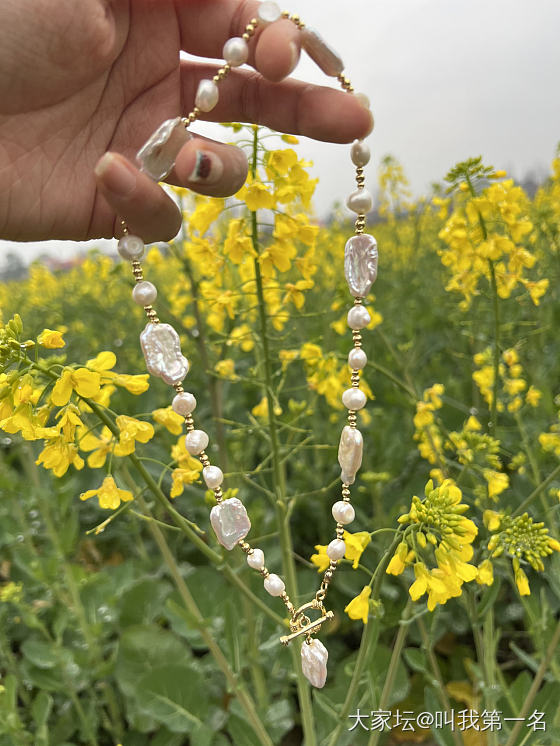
[115,1,377,689]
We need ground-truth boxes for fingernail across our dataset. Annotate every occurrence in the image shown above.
[288,41,300,74]
[355,92,371,110]
[188,150,224,184]
[95,153,136,196]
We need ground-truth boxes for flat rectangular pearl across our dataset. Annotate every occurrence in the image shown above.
[344,234,378,298]
[338,426,363,482]
[136,117,191,181]
[301,638,328,688]
[140,322,189,386]
[210,498,251,551]
[302,28,344,77]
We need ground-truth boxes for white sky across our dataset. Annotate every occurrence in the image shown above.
[2,0,559,266]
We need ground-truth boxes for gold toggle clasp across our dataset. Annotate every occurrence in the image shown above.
[280,600,334,646]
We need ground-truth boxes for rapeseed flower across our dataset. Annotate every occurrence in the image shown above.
[344,586,372,624]
[37,328,65,348]
[80,476,134,510]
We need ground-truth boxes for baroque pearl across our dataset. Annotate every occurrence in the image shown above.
[326,539,346,560]
[344,234,378,297]
[351,140,371,167]
[203,465,223,489]
[301,28,344,77]
[348,348,367,370]
[257,1,282,23]
[140,323,189,386]
[195,79,219,112]
[118,234,145,261]
[301,638,328,689]
[347,305,371,330]
[136,117,191,181]
[264,574,285,596]
[247,548,265,570]
[342,388,367,411]
[132,281,157,306]
[185,429,209,455]
[172,392,196,416]
[223,37,249,66]
[332,500,355,525]
[347,188,373,215]
[338,425,363,484]
[210,497,251,550]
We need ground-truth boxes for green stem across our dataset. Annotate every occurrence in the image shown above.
[488,259,500,438]
[503,617,560,746]
[249,125,316,745]
[482,608,499,746]
[514,462,560,516]
[367,601,413,746]
[129,486,274,746]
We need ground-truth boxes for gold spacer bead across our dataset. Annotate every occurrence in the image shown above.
[246,23,255,34]
[282,10,290,17]
[238,540,251,553]
[250,17,258,25]
[173,383,184,393]
[260,568,270,578]
[242,32,250,40]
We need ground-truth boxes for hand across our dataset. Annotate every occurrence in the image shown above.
[0,0,373,243]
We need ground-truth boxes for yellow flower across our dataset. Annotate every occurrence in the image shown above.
[343,530,371,569]
[153,407,184,435]
[243,182,275,211]
[465,415,482,431]
[483,469,509,499]
[514,565,530,596]
[80,476,134,510]
[386,541,409,576]
[79,426,115,468]
[223,219,255,264]
[282,280,314,309]
[36,438,84,477]
[483,510,502,531]
[214,359,238,380]
[310,545,330,573]
[525,386,542,407]
[115,415,154,455]
[266,148,298,176]
[252,396,282,418]
[170,468,201,498]
[51,368,101,406]
[476,559,494,586]
[0,582,23,603]
[37,328,65,348]
[344,586,371,624]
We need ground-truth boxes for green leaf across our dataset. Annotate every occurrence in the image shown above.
[21,640,60,669]
[119,577,172,627]
[403,647,427,674]
[133,664,210,734]
[31,691,53,727]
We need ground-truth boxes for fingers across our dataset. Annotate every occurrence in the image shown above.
[181,62,373,143]
[94,152,181,242]
[167,136,248,197]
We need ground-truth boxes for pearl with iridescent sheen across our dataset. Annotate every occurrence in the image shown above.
[348,348,367,370]
[223,37,249,66]
[247,548,265,570]
[347,188,373,214]
[132,281,157,306]
[332,500,355,525]
[118,235,145,261]
[264,574,285,596]
[257,1,282,23]
[185,429,209,455]
[203,465,223,489]
[326,539,346,560]
[172,392,196,416]
[195,79,219,112]
[347,305,371,330]
[350,140,371,167]
[342,388,367,410]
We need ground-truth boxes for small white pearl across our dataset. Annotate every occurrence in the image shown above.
[257,1,282,23]
[332,500,355,525]
[347,188,373,215]
[348,348,367,370]
[118,235,145,261]
[264,573,285,596]
[342,388,367,411]
[132,281,157,306]
[185,429,209,455]
[347,305,371,330]
[223,37,249,67]
[355,92,371,110]
[326,539,346,560]
[195,79,219,112]
[247,548,265,570]
[172,392,197,416]
[203,465,223,489]
[350,140,371,167]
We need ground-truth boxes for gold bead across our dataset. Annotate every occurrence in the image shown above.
[242,32,250,40]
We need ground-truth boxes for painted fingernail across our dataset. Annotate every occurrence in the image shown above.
[188,150,224,184]
[95,153,136,197]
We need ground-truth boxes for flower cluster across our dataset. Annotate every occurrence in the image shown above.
[473,346,541,415]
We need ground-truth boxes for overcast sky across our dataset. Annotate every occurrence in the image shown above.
[2,0,559,266]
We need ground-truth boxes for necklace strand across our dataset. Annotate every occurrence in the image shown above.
[115,2,377,689]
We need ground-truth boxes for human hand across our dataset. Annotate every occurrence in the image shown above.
[0,0,373,243]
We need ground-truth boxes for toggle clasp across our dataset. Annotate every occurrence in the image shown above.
[280,600,334,646]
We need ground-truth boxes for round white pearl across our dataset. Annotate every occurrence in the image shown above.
[355,92,371,109]
[118,235,145,261]
[332,500,355,525]
[342,388,367,411]
[326,539,346,560]
[257,1,282,23]
[223,37,249,67]
[185,429,209,455]
[264,573,285,596]
[203,465,223,489]
[132,281,157,306]
[348,348,367,370]
[172,392,197,416]
[247,548,265,570]
[195,79,219,112]
[351,140,371,167]
[347,305,371,330]
[347,188,373,215]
